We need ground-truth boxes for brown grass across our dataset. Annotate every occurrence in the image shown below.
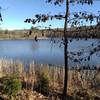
[0,59,100,97]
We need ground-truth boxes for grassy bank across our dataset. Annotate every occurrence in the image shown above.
[0,59,100,99]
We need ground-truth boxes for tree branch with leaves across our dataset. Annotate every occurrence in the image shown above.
[25,0,100,99]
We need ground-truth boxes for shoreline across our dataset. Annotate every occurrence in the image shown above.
[0,36,99,40]
[0,37,49,40]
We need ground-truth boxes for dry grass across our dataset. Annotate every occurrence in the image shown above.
[0,59,100,97]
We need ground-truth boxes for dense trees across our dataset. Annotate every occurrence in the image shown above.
[25,0,100,99]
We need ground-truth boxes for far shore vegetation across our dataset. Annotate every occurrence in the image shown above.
[0,25,100,40]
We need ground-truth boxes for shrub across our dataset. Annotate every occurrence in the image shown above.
[3,75,22,96]
[36,69,49,94]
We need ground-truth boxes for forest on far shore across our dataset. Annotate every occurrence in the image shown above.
[0,25,100,40]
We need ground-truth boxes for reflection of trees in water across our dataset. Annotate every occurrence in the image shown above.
[31,41,39,51]
[0,39,99,67]
[0,43,6,52]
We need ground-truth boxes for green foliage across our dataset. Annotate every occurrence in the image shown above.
[39,73,49,89]
[36,69,49,94]
[3,75,22,96]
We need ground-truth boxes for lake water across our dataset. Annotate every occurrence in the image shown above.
[0,39,99,67]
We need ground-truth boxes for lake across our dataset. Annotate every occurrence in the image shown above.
[0,39,99,67]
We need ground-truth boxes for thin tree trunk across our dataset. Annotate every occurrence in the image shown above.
[63,0,69,99]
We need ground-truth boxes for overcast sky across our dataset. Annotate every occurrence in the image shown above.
[0,0,100,30]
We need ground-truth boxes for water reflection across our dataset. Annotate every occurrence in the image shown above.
[0,39,99,67]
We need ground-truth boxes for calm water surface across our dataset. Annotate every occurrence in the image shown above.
[0,39,99,67]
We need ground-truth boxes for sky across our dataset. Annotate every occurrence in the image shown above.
[0,0,100,30]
